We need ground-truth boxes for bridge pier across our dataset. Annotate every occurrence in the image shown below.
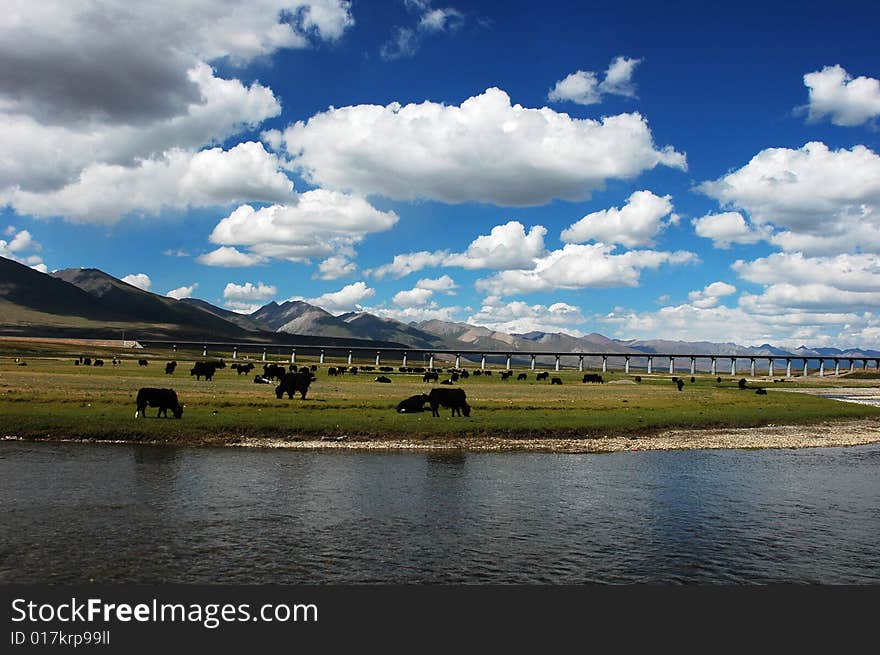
[819,360,825,377]
[172,344,177,353]
[455,354,461,369]
[711,357,717,376]
[375,351,381,366]
[232,347,238,360]
[730,358,736,376]
[480,355,486,370]
[834,360,840,376]
[262,348,267,362]
[690,357,696,376]
[506,354,512,371]
[625,356,630,374]
[786,359,791,377]
[429,354,435,369]
[600,356,606,373]
[803,360,809,377]
[347,350,352,366]
[530,355,536,370]
[849,359,854,373]
[647,356,653,374]
[203,345,208,357]
[319,350,325,364]
[554,355,560,372]
[768,359,774,377]
[290,349,296,364]
[402,352,407,367]
[579,356,585,373]
[750,358,756,377]
[667,357,674,374]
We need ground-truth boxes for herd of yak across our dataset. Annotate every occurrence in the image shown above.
[67,356,768,421]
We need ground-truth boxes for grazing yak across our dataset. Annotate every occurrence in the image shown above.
[582,373,604,383]
[349,366,359,375]
[536,371,549,381]
[165,361,177,375]
[423,371,439,383]
[500,371,512,381]
[676,379,685,391]
[428,388,471,417]
[517,373,528,381]
[738,378,748,390]
[551,377,562,385]
[262,363,286,381]
[253,375,271,384]
[93,359,104,366]
[396,394,429,413]
[135,388,183,418]
[755,388,767,395]
[275,371,312,399]
[375,376,392,383]
[441,379,454,385]
[328,367,339,376]
[190,361,217,381]
[138,359,148,366]
[231,362,254,375]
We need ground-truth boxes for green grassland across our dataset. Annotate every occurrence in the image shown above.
[2,342,879,446]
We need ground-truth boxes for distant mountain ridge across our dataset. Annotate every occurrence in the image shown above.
[1,255,877,358]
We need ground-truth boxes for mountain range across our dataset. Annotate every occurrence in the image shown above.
[2,255,878,361]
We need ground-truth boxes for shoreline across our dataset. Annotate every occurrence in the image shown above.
[4,418,880,453]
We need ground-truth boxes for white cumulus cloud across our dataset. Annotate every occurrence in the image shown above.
[277,87,686,206]
[699,142,880,255]
[548,56,643,105]
[207,190,398,264]
[304,282,375,315]
[687,281,737,309]
[476,243,698,296]
[166,283,199,300]
[561,190,674,247]
[197,246,267,267]
[468,296,586,335]
[122,273,152,291]
[691,212,766,249]
[803,65,880,127]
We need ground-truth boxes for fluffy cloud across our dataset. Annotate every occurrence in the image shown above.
[803,65,880,127]
[415,274,458,293]
[222,281,276,313]
[687,281,736,308]
[304,282,375,315]
[691,212,766,249]
[122,273,152,291]
[548,56,643,106]
[445,222,547,269]
[1,2,353,221]
[315,255,357,280]
[366,303,465,323]
[0,227,46,272]
[166,283,199,300]
[467,296,586,335]
[277,87,686,206]
[476,243,698,296]
[368,221,546,279]
[547,71,601,106]
[9,142,293,223]
[0,1,351,125]
[380,1,463,60]
[207,190,398,264]
[733,252,880,293]
[197,246,267,267]
[561,190,674,247]
[224,281,277,301]
[391,275,459,308]
[699,142,880,254]
[597,302,877,349]
[392,287,435,307]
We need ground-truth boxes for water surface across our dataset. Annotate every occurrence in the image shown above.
[1,441,878,583]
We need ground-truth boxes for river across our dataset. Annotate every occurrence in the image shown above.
[1,441,878,584]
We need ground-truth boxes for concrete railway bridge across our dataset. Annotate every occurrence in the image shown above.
[138,340,880,378]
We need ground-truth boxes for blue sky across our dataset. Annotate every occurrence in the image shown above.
[1,0,879,347]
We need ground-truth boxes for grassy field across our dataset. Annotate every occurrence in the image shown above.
[2,341,879,446]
